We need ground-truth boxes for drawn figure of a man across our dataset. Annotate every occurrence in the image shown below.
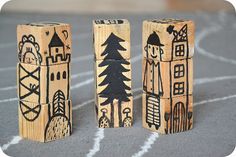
[143,31,164,130]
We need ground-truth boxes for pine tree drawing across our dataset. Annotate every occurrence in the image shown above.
[98,32,132,127]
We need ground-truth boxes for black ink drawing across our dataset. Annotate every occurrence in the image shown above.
[143,31,164,130]
[44,90,71,142]
[19,101,41,122]
[46,28,71,65]
[18,35,42,65]
[95,19,124,25]
[18,64,40,103]
[98,32,131,127]
[122,108,132,127]
[144,31,164,61]
[164,24,192,134]
[62,30,69,39]
[98,108,111,128]
[167,24,189,59]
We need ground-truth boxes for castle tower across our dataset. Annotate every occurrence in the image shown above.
[142,19,194,134]
[17,22,72,142]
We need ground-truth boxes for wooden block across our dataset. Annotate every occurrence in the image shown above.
[19,100,72,142]
[143,19,194,61]
[95,94,133,128]
[17,62,71,104]
[17,22,72,66]
[94,59,132,96]
[142,58,193,99]
[142,93,193,134]
[93,19,130,60]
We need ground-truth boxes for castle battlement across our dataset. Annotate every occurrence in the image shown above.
[46,53,71,65]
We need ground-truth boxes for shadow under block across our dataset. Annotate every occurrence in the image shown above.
[142,93,193,134]
[94,59,132,95]
[95,94,133,128]
[93,19,130,60]
[142,58,193,99]
[142,19,194,61]
[19,100,72,142]
[17,62,71,104]
[17,22,72,66]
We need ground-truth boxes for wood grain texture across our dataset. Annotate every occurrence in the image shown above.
[142,19,194,61]
[93,19,130,60]
[142,58,193,98]
[19,100,72,142]
[142,93,193,134]
[95,95,133,128]
[17,22,72,66]
[17,62,71,104]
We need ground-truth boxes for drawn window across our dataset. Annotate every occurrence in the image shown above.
[51,73,54,81]
[57,72,60,80]
[174,64,185,78]
[175,44,185,56]
[173,82,184,95]
[63,71,66,79]
[56,48,59,53]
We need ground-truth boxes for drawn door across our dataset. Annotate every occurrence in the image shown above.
[44,90,71,142]
[173,102,186,133]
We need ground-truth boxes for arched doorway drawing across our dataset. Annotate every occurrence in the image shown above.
[173,102,186,133]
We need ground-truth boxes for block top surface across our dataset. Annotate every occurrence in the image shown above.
[93,19,129,26]
[143,19,195,62]
[17,22,72,66]
[18,22,69,28]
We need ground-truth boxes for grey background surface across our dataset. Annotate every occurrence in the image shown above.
[0,11,236,157]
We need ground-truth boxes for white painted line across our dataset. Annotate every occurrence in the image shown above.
[0,86,17,91]
[72,99,94,110]
[196,26,236,65]
[1,136,22,151]
[71,78,94,90]
[71,71,93,79]
[72,55,93,63]
[194,75,236,85]
[86,128,105,157]
[0,97,17,103]
[0,147,10,157]
[132,133,159,157]
[194,94,236,106]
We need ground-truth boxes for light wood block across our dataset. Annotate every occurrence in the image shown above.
[142,93,193,134]
[95,94,133,128]
[17,22,72,66]
[142,58,193,99]
[94,59,132,96]
[93,19,130,60]
[143,19,194,61]
[17,62,71,104]
[19,100,72,142]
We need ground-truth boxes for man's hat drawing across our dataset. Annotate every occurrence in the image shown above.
[147,31,164,46]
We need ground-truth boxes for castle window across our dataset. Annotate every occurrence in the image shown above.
[63,71,66,79]
[51,73,54,81]
[173,82,184,95]
[175,44,185,56]
[174,64,185,78]
[57,72,60,80]
[56,48,59,53]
